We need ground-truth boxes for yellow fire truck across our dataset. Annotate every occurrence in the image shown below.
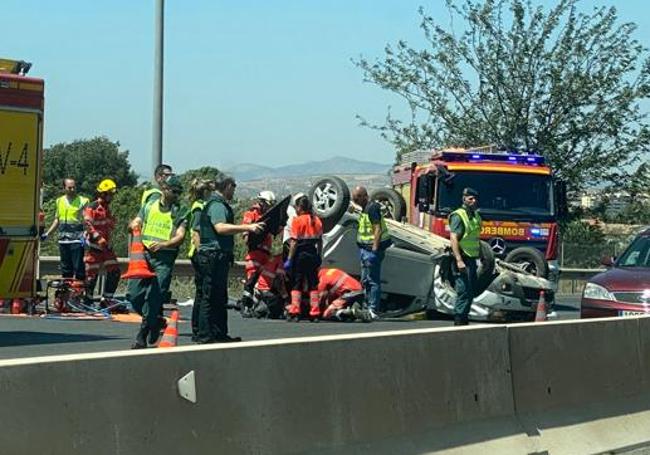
[0,58,43,299]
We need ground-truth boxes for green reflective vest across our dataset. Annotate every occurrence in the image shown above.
[357,205,390,247]
[451,207,482,258]
[56,195,89,239]
[187,200,204,258]
[142,200,176,250]
[141,187,162,208]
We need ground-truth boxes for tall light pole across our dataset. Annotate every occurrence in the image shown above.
[152,0,164,175]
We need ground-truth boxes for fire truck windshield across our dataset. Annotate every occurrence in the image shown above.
[436,171,554,221]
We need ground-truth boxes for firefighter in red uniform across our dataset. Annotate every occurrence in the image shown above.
[245,254,288,319]
[317,268,368,321]
[284,195,323,321]
[240,191,276,314]
[83,179,120,304]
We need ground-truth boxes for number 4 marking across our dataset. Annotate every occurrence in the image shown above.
[15,144,29,175]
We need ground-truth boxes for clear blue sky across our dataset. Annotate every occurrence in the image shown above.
[4,0,648,177]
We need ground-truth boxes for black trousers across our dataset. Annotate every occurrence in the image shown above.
[292,250,320,292]
[190,254,202,339]
[59,242,85,280]
[195,249,232,342]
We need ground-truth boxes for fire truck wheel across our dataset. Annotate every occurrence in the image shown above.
[308,176,350,232]
[369,188,406,220]
[504,247,549,278]
[476,240,496,294]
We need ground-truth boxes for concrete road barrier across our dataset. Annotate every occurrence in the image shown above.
[2,319,650,454]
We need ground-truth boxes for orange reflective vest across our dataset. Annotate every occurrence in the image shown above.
[317,268,362,301]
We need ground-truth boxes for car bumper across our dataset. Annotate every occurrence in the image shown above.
[580,297,650,318]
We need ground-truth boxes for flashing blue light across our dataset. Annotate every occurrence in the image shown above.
[471,154,481,159]
[526,157,536,162]
[508,156,517,161]
[530,228,541,235]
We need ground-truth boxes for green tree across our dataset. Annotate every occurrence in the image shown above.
[356,0,650,190]
[42,136,138,201]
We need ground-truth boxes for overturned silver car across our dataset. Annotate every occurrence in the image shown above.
[309,177,555,322]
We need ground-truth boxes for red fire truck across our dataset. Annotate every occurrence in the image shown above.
[387,147,567,280]
[0,58,43,301]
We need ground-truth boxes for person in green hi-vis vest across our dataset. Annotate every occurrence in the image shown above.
[449,187,482,326]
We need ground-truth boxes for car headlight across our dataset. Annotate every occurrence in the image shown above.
[583,282,615,301]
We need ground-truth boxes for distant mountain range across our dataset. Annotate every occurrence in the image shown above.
[227,156,390,182]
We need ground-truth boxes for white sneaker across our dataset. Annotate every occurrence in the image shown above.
[369,309,381,320]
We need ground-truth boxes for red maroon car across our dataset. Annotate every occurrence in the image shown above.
[581,228,650,318]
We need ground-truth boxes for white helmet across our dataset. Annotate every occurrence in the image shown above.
[257,190,276,204]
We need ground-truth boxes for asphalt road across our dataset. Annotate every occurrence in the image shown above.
[0,296,580,360]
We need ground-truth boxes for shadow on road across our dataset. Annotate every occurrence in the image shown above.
[0,331,122,347]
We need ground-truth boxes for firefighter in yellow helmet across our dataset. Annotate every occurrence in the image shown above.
[83,179,120,306]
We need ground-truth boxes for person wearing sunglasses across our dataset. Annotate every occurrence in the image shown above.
[129,175,189,348]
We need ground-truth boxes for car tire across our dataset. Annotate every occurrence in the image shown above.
[504,247,549,278]
[308,176,350,232]
[369,188,407,220]
[476,240,496,294]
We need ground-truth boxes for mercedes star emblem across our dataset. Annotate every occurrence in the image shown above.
[489,237,506,255]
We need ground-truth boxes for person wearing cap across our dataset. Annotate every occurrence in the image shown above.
[83,178,120,304]
[42,178,89,281]
[195,174,264,343]
[128,175,189,348]
[449,187,482,326]
[238,190,277,315]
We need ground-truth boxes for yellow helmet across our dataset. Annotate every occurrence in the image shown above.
[96,178,117,193]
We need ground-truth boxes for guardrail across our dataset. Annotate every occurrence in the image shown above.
[39,256,601,295]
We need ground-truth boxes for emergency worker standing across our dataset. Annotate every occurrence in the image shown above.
[194,175,264,343]
[284,195,323,321]
[128,176,188,348]
[449,187,482,326]
[352,186,392,319]
[187,178,213,341]
[240,190,276,312]
[83,179,120,302]
[43,178,89,280]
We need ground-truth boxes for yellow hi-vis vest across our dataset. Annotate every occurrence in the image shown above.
[450,207,482,258]
[187,199,205,258]
[142,200,176,250]
[357,205,390,247]
[56,195,89,239]
[140,187,162,208]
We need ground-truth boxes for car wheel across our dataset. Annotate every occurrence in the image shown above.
[369,188,406,220]
[504,247,549,278]
[476,241,496,294]
[308,176,350,232]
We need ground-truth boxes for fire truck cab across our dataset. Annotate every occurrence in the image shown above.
[391,147,567,281]
[0,58,43,300]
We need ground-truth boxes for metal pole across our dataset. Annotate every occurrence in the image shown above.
[152,0,164,175]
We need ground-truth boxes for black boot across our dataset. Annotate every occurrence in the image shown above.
[132,326,149,349]
[454,316,469,326]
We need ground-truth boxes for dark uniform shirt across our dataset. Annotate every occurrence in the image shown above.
[199,193,234,252]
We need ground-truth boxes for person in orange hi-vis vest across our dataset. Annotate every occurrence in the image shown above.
[317,268,366,320]
[284,195,323,321]
[240,190,276,314]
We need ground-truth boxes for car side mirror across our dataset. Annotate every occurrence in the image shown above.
[600,256,615,267]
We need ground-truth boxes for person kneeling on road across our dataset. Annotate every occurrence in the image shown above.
[194,175,264,343]
[242,254,288,319]
[128,176,188,349]
[317,268,369,322]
